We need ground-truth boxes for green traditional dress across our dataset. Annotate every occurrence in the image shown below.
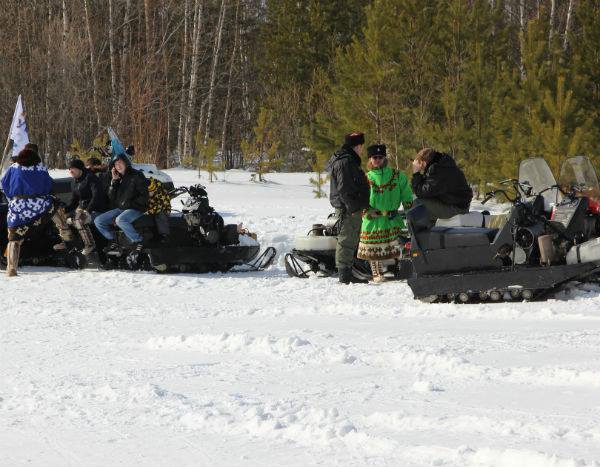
[357,166,413,261]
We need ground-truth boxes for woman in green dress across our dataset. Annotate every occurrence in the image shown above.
[357,144,413,282]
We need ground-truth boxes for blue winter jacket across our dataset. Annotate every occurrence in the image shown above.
[1,163,54,228]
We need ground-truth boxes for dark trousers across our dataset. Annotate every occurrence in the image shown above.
[154,212,170,236]
[413,198,469,226]
[335,209,362,269]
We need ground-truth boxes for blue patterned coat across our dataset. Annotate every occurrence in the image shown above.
[1,163,53,228]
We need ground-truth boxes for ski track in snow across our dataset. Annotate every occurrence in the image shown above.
[2,169,600,466]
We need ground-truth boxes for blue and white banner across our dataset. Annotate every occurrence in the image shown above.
[107,126,128,162]
[10,95,29,157]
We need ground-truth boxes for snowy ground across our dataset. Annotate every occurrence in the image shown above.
[2,169,600,467]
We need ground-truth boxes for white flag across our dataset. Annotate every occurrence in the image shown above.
[10,95,29,157]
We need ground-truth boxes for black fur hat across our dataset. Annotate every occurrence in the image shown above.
[367,144,386,157]
[344,132,365,147]
[16,148,40,167]
[24,143,39,154]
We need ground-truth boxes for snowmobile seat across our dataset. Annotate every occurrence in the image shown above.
[418,227,499,250]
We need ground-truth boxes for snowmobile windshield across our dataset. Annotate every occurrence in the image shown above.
[559,156,600,201]
[518,157,561,207]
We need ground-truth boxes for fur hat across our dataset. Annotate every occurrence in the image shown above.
[68,158,85,171]
[367,144,386,157]
[344,132,365,147]
[24,143,39,154]
[16,148,40,167]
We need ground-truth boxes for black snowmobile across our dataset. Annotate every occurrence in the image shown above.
[406,156,600,303]
[0,183,276,274]
[284,211,413,280]
[97,184,276,273]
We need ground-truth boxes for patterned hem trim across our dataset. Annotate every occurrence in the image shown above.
[357,241,402,261]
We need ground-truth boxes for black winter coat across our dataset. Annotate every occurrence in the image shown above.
[108,167,149,212]
[327,145,370,214]
[411,152,473,209]
[65,169,108,214]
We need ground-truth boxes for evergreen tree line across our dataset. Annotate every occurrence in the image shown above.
[0,0,597,193]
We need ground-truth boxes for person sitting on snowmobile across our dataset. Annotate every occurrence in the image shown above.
[86,157,111,191]
[52,158,108,256]
[1,147,71,277]
[327,132,371,284]
[411,148,473,226]
[146,177,171,243]
[357,144,413,283]
[93,153,149,255]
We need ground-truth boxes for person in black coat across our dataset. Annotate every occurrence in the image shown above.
[327,132,371,284]
[93,153,149,253]
[411,148,473,225]
[54,158,109,255]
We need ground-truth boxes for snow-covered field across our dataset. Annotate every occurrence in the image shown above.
[2,169,600,467]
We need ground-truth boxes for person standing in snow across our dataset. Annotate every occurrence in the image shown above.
[52,158,108,256]
[93,153,149,255]
[1,148,70,276]
[357,144,413,283]
[411,148,473,226]
[327,132,370,284]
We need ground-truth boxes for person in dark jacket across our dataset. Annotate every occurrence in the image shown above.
[327,132,370,284]
[146,177,171,242]
[53,159,108,255]
[86,156,111,192]
[93,153,149,254]
[411,148,473,225]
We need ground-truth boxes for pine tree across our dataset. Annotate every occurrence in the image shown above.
[535,75,591,174]
[196,135,219,182]
[308,150,329,198]
[241,107,282,182]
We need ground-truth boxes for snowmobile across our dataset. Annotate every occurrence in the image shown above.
[0,182,276,274]
[406,156,600,303]
[97,184,276,273]
[284,211,414,280]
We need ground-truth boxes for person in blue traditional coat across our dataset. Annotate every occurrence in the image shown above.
[1,147,71,276]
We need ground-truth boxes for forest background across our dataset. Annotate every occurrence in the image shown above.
[0,0,597,194]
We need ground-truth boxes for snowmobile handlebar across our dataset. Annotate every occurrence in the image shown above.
[168,184,208,200]
[482,189,516,204]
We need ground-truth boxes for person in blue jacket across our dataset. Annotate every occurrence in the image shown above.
[1,147,71,276]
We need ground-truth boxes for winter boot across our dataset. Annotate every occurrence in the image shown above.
[369,261,386,283]
[53,242,68,251]
[104,242,122,256]
[126,242,144,269]
[77,225,96,256]
[6,241,22,277]
[52,208,74,245]
[338,267,368,285]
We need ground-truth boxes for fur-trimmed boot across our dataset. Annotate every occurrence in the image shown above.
[369,261,386,283]
[77,224,96,256]
[6,241,22,277]
[51,208,74,251]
